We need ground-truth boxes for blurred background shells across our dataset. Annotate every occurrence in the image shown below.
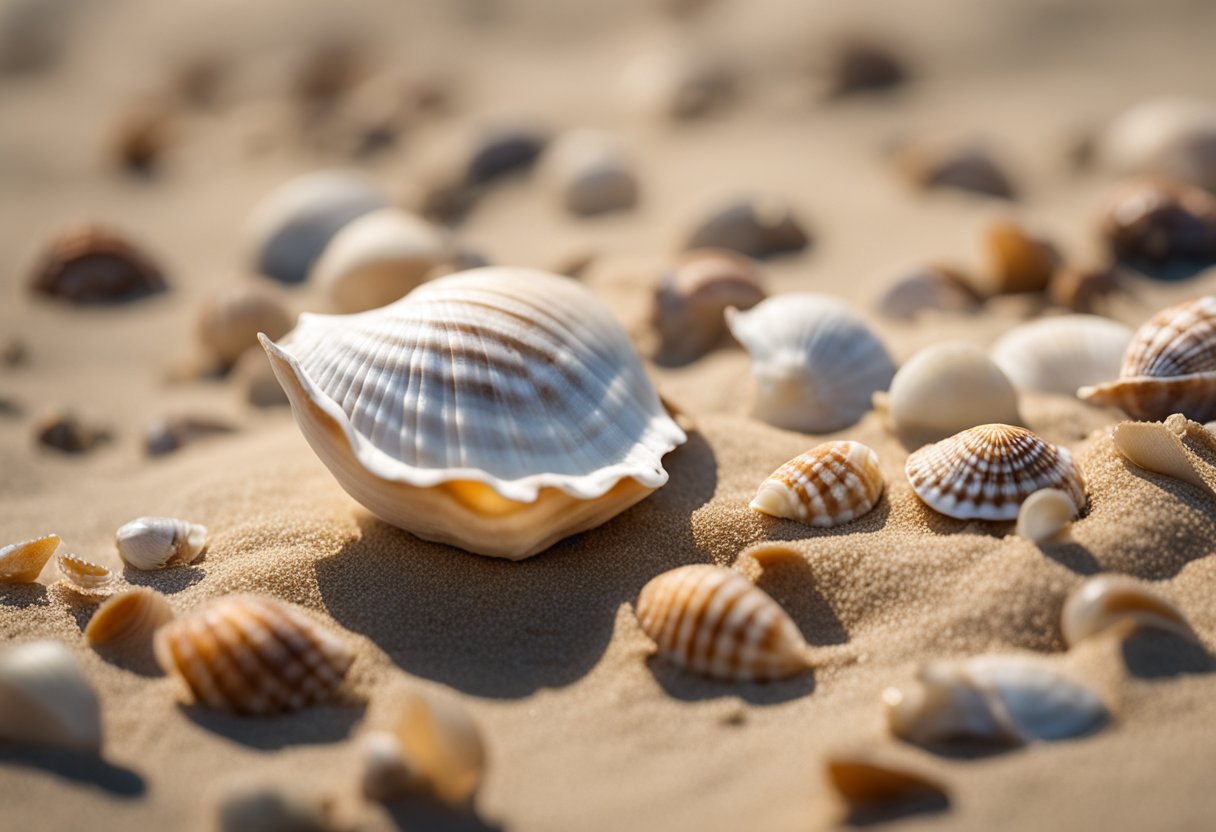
[213,783,333,832]
[981,218,1060,295]
[539,129,639,217]
[0,0,80,74]
[1098,178,1216,276]
[818,37,910,99]
[231,347,289,408]
[892,140,1017,199]
[682,196,810,259]
[34,410,111,454]
[84,587,175,650]
[750,440,884,527]
[29,224,167,304]
[1097,98,1216,192]
[650,248,765,365]
[144,414,236,457]
[197,285,294,368]
[1014,488,1077,544]
[618,45,735,121]
[465,126,547,186]
[0,640,101,753]
[1061,574,1197,648]
[873,263,980,321]
[989,315,1133,396]
[0,533,60,583]
[115,516,208,571]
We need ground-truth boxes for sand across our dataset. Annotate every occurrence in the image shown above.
[3,0,1216,829]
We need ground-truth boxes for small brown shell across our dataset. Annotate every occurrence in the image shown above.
[825,756,949,817]
[1061,575,1197,647]
[197,285,294,367]
[635,564,812,682]
[29,225,167,303]
[0,534,60,583]
[874,263,979,321]
[56,552,118,596]
[750,441,883,527]
[983,218,1060,295]
[154,594,354,715]
[1099,178,1216,271]
[651,248,766,364]
[895,141,1016,199]
[85,587,174,649]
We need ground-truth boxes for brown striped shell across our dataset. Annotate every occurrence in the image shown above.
[85,587,175,649]
[153,594,354,715]
[750,441,883,527]
[905,424,1086,521]
[634,564,812,682]
[1079,296,1216,421]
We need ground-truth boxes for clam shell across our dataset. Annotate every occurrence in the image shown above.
[651,248,766,364]
[29,224,167,304]
[635,564,813,682]
[750,441,884,527]
[1014,488,1077,543]
[116,516,208,571]
[1098,178,1216,272]
[0,640,102,752]
[1098,98,1216,191]
[683,196,809,259]
[197,285,294,366]
[990,315,1133,396]
[56,552,118,596]
[1079,296,1216,421]
[825,756,948,817]
[0,533,60,583]
[154,594,354,715]
[883,654,1107,746]
[874,263,979,321]
[261,267,686,560]
[982,218,1060,295]
[727,294,894,433]
[905,424,1086,521]
[1061,574,1197,647]
[539,129,639,217]
[1111,414,1216,497]
[85,587,175,649]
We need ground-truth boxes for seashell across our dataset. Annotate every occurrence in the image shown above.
[231,347,289,408]
[215,783,332,832]
[1061,574,1198,647]
[115,516,208,570]
[651,248,766,364]
[727,294,894,433]
[466,127,547,185]
[110,103,172,176]
[34,410,111,454]
[990,315,1133,396]
[539,129,639,217]
[822,38,909,98]
[1098,178,1216,274]
[0,533,60,583]
[683,196,810,260]
[619,47,734,120]
[1047,264,1128,316]
[1111,414,1216,497]
[1097,98,1216,192]
[750,441,884,527]
[154,594,354,715]
[635,564,814,681]
[894,140,1016,199]
[0,640,102,752]
[883,654,1107,746]
[824,756,948,818]
[1014,488,1077,543]
[85,587,175,649]
[261,267,686,560]
[1078,296,1216,421]
[29,224,167,303]
[873,263,979,321]
[311,208,457,313]
[56,552,118,596]
[982,218,1060,295]
[197,285,294,367]
[879,342,1020,448]
[246,170,389,284]
[145,414,237,457]
[906,424,1085,521]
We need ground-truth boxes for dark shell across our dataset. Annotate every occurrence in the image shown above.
[683,198,810,259]
[30,225,167,304]
[825,40,909,98]
[1100,178,1216,278]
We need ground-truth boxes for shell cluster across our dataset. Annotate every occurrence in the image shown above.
[990,315,1133,396]
[0,640,102,752]
[650,248,766,364]
[116,516,209,570]
[0,533,60,582]
[750,441,884,527]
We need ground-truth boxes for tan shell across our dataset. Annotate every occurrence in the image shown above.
[906,424,1086,521]
[1015,488,1077,543]
[825,756,949,816]
[56,552,118,596]
[197,285,294,366]
[1098,178,1216,271]
[1111,414,1216,498]
[982,218,1060,294]
[651,248,766,364]
[0,533,60,583]
[29,224,167,304]
[1079,296,1216,421]
[635,564,813,682]
[874,263,979,321]
[154,594,354,715]
[85,587,175,649]
[115,516,209,570]
[989,315,1133,396]
[539,129,639,217]
[750,441,884,527]
[1061,574,1197,647]
[0,640,102,753]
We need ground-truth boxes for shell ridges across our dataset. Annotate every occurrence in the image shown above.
[750,441,884,527]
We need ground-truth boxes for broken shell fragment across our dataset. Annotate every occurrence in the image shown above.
[1111,414,1216,498]
[990,315,1133,396]
[651,248,766,364]
[825,756,949,818]
[750,441,884,527]
[115,516,208,570]
[56,552,118,596]
[0,640,102,753]
[540,129,639,217]
[1015,488,1077,543]
[29,224,167,303]
[683,196,810,259]
[0,534,60,583]
[197,285,294,367]
[84,587,175,649]
[1099,178,1216,275]
[1061,574,1197,647]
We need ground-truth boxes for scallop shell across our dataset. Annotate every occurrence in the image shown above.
[85,587,175,649]
[154,594,354,715]
[982,218,1060,295]
[879,342,1020,447]
[56,552,118,596]
[261,267,686,560]
[873,263,979,321]
[197,285,294,366]
[635,564,813,682]
[311,208,457,314]
[1079,296,1216,421]
[0,640,102,752]
[750,441,884,527]
[906,424,1086,521]
[651,248,766,364]
[727,294,894,433]
[1061,574,1197,647]
[539,129,639,217]
[990,315,1134,396]
[0,533,60,583]
[1111,414,1216,498]
[825,756,949,817]
[1098,98,1216,191]
[883,654,1107,746]
[683,196,809,260]
[1098,178,1216,273]
[29,224,167,304]
[1014,488,1077,543]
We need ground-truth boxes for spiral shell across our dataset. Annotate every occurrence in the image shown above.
[0,533,60,583]
[635,564,813,682]
[0,641,102,752]
[154,594,354,715]
[29,224,167,304]
[651,248,766,364]
[750,441,884,527]
[1078,296,1216,421]
[197,285,294,366]
[1061,574,1197,647]
[990,315,1133,396]
[727,294,894,433]
[85,587,174,649]
[115,516,209,570]
[906,424,1086,521]
[56,552,117,596]
[261,267,686,560]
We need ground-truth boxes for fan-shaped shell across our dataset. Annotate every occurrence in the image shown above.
[651,248,766,364]
[1061,574,1197,647]
[1014,488,1077,543]
[727,294,894,433]
[539,129,639,217]
[635,564,813,682]
[1098,98,1216,191]
[905,424,1085,521]
[990,315,1133,396]
[56,552,118,596]
[750,441,884,527]
[29,224,167,304]
[1078,296,1216,421]
[0,533,60,583]
[0,640,101,752]
[197,285,294,366]
[85,587,175,649]
[116,516,209,570]
[261,267,686,560]
[154,594,354,715]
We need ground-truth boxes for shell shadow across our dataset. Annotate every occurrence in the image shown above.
[1120,629,1214,679]
[122,565,205,594]
[1035,538,1102,575]
[314,433,719,699]
[750,556,849,647]
[0,747,145,797]
[842,793,951,827]
[179,703,364,750]
[0,584,49,609]
[748,499,893,544]
[382,798,502,832]
[646,657,816,704]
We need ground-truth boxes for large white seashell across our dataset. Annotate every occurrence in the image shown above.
[0,533,60,582]
[85,587,175,650]
[0,640,102,752]
[1061,574,1197,647]
[883,654,1107,746]
[311,208,458,313]
[750,441,884,527]
[1098,98,1216,191]
[539,129,639,217]
[261,267,686,560]
[726,294,894,433]
[115,516,209,570]
[990,315,1133,396]
[1014,488,1077,543]
[906,424,1086,521]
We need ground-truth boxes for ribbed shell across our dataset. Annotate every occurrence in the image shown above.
[0,534,60,583]
[154,594,354,715]
[905,424,1086,521]
[56,552,118,596]
[750,441,884,527]
[635,564,812,682]
[990,315,1133,396]
[85,587,175,648]
[115,516,209,571]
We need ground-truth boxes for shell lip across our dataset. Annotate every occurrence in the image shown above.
[260,332,687,504]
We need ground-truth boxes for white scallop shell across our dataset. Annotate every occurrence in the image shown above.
[115,516,208,570]
[261,267,686,559]
[990,315,1133,396]
[0,640,102,752]
[726,294,894,433]
[539,129,639,217]
[1098,97,1216,191]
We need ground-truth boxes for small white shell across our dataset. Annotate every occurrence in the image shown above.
[197,285,294,366]
[56,552,118,596]
[1061,574,1197,647]
[750,441,884,527]
[0,640,102,752]
[990,315,1134,396]
[883,654,1107,746]
[539,129,638,217]
[727,294,894,433]
[1111,414,1216,498]
[1015,488,1077,543]
[84,587,175,649]
[1098,98,1216,191]
[0,533,60,583]
[115,516,208,570]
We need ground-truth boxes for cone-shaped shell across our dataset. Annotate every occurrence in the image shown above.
[750,441,884,527]
[906,424,1086,521]
[262,267,686,560]
[1061,574,1197,647]
[0,641,102,752]
[990,315,1133,396]
[635,564,812,681]
[115,517,209,570]
[0,533,60,582]
[85,587,175,649]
